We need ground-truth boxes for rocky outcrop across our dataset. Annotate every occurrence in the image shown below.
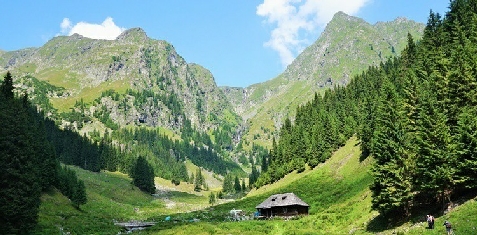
[0,27,240,134]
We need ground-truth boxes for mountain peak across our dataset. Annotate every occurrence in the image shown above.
[329,11,365,25]
[116,27,148,41]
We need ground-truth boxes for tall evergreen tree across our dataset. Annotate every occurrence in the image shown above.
[415,80,456,205]
[234,176,242,193]
[1,71,14,99]
[194,168,204,192]
[454,107,477,191]
[71,180,88,208]
[131,156,156,194]
[0,73,41,234]
[370,79,414,216]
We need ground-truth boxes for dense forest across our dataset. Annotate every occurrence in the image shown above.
[257,0,477,217]
[0,72,87,234]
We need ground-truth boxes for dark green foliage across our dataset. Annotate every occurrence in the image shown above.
[222,174,234,194]
[131,156,156,194]
[248,164,259,188]
[256,0,477,217]
[57,166,88,208]
[208,192,216,205]
[454,107,477,189]
[72,180,87,208]
[0,72,62,234]
[194,168,204,192]
[46,123,101,172]
[1,71,14,99]
[234,176,241,193]
[369,79,414,216]
[0,85,41,234]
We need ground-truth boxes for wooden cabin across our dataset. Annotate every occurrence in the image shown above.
[255,192,309,218]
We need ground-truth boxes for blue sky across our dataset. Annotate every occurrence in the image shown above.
[1,0,449,87]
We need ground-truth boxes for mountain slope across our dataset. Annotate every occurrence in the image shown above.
[224,12,424,148]
[144,136,477,235]
[1,28,240,134]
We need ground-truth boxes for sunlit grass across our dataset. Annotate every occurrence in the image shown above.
[33,136,477,235]
[51,79,130,112]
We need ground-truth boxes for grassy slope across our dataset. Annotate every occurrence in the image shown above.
[144,136,375,235]
[144,136,477,235]
[33,166,208,235]
[33,138,477,234]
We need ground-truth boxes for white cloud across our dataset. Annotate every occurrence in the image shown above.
[60,18,72,34]
[59,17,126,40]
[257,0,370,67]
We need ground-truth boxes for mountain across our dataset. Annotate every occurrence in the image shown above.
[0,12,424,167]
[0,28,240,134]
[223,12,425,148]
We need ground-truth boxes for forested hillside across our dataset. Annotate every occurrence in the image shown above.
[258,0,477,217]
[225,11,424,150]
[0,27,244,179]
[0,72,87,234]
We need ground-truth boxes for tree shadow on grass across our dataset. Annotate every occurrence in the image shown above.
[366,203,450,233]
[366,213,409,233]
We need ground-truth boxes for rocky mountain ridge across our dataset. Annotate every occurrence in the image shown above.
[1,11,425,151]
[222,11,425,148]
[1,28,239,134]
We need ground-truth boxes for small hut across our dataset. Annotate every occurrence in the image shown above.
[255,192,309,218]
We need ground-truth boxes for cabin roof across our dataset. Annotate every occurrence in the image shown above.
[256,192,309,209]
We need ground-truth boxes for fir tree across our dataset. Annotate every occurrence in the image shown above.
[0,74,41,234]
[222,174,234,194]
[194,168,203,192]
[131,156,156,194]
[454,107,477,190]
[208,192,216,205]
[234,176,241,193]
[370,79,414,216]
[71,180,88,208]
[1,71,14,99]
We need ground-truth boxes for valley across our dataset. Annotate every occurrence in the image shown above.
[2,1,477,234]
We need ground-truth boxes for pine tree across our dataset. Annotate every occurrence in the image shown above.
[194,168,203,192]
[234,176,241,193]
[208,192,216,205]
[370,79,414,216]
[71,180,87,208]
[222,174,234,194]
[415,80,456,205]
[1,71,14,99]
[454,107,477,190]
[131,156,156,194]
[0,74,41,233]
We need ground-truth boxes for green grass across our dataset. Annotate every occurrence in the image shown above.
[51,79,130,112]
[33,167,156,234]
[143,136,375,234]
[140,136,477,235]
[33,137,477,234]
[33,166,212,234]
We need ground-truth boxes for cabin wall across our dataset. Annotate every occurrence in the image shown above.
[258,206,308,218]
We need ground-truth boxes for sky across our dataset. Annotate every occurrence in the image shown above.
[1,1,449,88]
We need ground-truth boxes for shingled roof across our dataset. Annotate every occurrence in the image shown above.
[256,192,309,209]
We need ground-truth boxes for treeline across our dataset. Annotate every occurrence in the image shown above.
[0,72,86,234]
[113,127,243,177]
[256,87,357,187]
[10,77,244,189]
[257,0,477,217]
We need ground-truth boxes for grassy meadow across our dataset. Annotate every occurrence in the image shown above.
[33,136,477,234]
